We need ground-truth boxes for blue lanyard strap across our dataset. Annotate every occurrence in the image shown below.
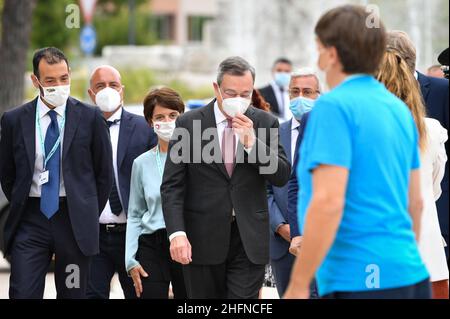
[155,145,164,178]
[36,107,66,170]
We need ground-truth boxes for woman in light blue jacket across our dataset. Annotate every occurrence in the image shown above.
[125,87,186,299]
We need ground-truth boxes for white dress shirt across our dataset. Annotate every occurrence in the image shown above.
[29,96,66,197]
[99,107,127,224]
[270,80,291,122]
[291,117,300,164]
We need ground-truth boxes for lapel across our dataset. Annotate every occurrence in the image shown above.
[280,119,292,165]
[62,97,82,160]
[200,101,230,180]
[117,109,135,169]
[21,98,38,174]
[417,71,431,103]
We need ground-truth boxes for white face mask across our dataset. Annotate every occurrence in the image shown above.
[39,82,70,107]
[95,87,122,112]
[154,121,176,142]
[219,89,251,118]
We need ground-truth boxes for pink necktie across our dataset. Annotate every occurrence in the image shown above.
[222,119,236,177]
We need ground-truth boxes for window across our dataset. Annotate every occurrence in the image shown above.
[188,16,211,42]
[152,14,175,42]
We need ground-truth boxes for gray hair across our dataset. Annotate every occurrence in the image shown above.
[291,67,321,92]
[217,56,256,86]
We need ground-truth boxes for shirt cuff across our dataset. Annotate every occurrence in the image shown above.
[169,231,187,242]
[275,222,286,235]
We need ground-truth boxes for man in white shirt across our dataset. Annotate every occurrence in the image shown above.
[258,58,293,121]
[0,47,113,299]
[267,68,321,297]
[86,66,157,299]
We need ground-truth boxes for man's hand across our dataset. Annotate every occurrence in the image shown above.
[170,235,192,265]
[289,236,303,256]
[277,224,291,242]
[232,113,256,149]
[129,265,148,298]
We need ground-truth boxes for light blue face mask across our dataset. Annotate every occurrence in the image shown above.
[274,72,291,88]
[289,96,315,120]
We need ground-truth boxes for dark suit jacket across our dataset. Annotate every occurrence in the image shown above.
[258,85,282,117]
[287,113,310,238]
[417,72,449,238]
[0,97,113,257]
[117,110,157,214]
[161,100,291,265]
[267,120,292,261]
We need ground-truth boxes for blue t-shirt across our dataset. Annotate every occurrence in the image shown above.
[297,75,429,296]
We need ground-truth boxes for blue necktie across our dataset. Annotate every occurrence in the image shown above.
[40,110,61,219]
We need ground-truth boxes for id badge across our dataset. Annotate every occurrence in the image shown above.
[38,170,49,186]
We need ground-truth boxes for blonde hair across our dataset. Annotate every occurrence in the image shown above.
[377,50,427,150]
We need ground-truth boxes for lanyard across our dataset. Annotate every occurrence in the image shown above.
[36,107,66,171]
[155,145,164,178]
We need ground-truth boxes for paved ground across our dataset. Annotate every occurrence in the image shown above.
[0,258,279,299]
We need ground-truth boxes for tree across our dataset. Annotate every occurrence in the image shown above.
[31,0,76,51]
[0,0,37,113]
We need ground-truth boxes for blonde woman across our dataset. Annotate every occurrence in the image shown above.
[377,49,449,299]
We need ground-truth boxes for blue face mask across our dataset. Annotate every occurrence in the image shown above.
[274,72,291,88]
[289,96,315,119]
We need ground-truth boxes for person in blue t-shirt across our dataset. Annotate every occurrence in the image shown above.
[284,5,430,299]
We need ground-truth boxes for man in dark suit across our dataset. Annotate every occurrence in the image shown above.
[86,66,157,299]
[258,58,293,120]
[268,69,320,297]
[161,57,291,299]
[0,47,113,298]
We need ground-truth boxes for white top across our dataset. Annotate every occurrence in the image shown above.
[418,118,449,282]
[99,107,127,224]
[290,117,300,164]
[270,80,291,122]
[29,96,66,197]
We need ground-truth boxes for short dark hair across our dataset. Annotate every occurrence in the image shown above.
[143,87,185,122]
[32,47,69,79]
[273,57,292,68]
[217,56,256,86]
[315,5,386,75]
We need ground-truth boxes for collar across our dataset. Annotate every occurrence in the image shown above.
[414,71,418,80]
[342,74,370,85]
[270,80,287,92]
[108,106,123,122]
[37,95,66,118]
[214,100,228,125]
[291,117,300,130]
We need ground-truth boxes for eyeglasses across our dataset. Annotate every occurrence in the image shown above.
[289,88,320,99]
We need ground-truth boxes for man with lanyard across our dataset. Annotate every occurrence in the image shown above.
[0,47,113,298]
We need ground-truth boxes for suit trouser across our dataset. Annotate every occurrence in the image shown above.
[182,220,265,299]
[9,198,90,299]
[86,227,136,299]
[136,229,187,299]
[270,253,294,297]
